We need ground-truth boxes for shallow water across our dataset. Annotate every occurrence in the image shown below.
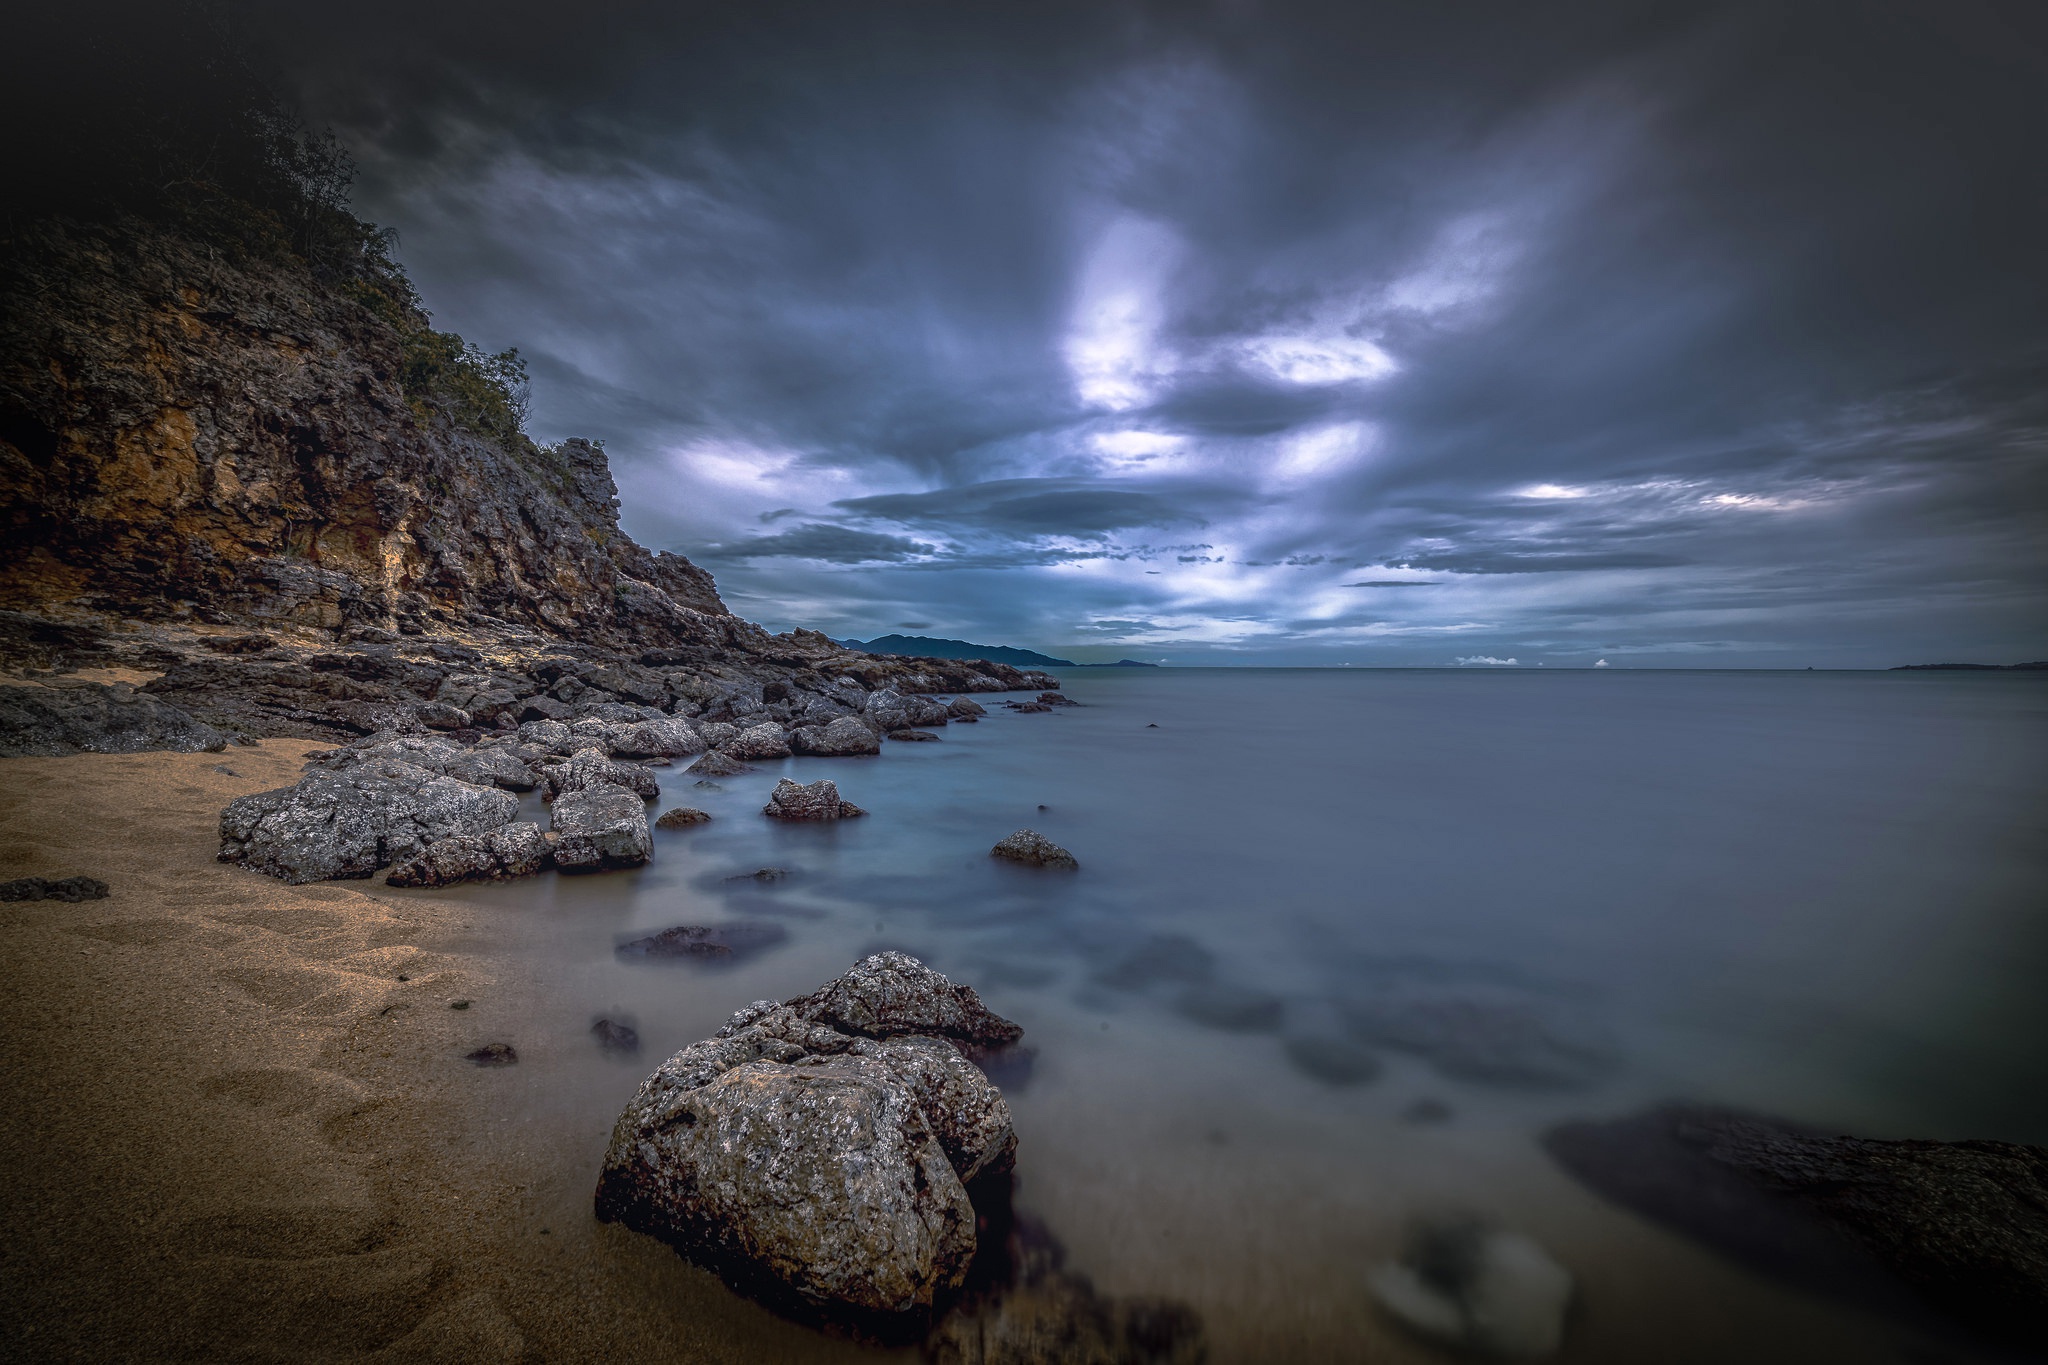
[428,668,2048,1362]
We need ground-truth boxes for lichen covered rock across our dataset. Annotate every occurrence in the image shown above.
[764,777,865,821]
[550,782,652,871]
[990,830,1077,870]
[219,758,519,884]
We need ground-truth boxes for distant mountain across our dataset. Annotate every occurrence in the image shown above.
[1076,659,1160,668]
[1890,661,2048,671]
[846,634,1078,668]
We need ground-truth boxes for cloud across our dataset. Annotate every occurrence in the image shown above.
[702,523,936,563]
[1456,656,1520,666]
[253,0,2048,666]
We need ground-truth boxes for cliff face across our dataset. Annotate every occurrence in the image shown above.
[0,217,724,643]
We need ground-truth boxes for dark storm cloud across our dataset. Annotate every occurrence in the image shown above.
[701,524,935,564]
[238,0,2048,664]
[835,479,1198,537]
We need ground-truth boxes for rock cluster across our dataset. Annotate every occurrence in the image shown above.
[595,953,1023,1327]
[0,682,227,758]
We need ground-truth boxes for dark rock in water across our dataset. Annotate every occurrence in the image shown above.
[989,830,1076,869]
[592,1018,642,1055]
[764,776,866,820]
[725,867,789,883]
[790,715,882,757]
[551,783,653,871]
[1283,1036,1383,1086]
[952,715,979,723]
[947,697,988,718]
[1094,934,1213,989]
[1366,1213,1573,1359]
[595,953,1022,1330]
[385,822,554,887]
[0,682,228,757]
[219,755,520,884]
[1544,1104,2048,1352]
[1173,982,1284,1033]
[0,875,110,903]
[544,748,660,802]
[689,749,752,778]
[466,1043,518,1067]
[655,806,712,829]
[1145,723,1159,728]
[1034,692,1079,707]
[1008,702,1053,714]
[617,922,790,963]
[1341,988,1613,1090]
[1403,1098,1454,1125]
[926,1201,1207,1365]
[692,779,725,790]
[888,729,940,742]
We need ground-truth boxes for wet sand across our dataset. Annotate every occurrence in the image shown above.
[0,742,897,1363]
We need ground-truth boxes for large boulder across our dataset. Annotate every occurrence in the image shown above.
[724,720,792,760]
[551,782,653,871]
[595,954,1021,1327]
[783,950,1025,1050]
[385,822,554,887]
[219,758,519,883]
[1,682,228,757]
[764,777,865,821]
[543,748,660,802]
[315,734,540,792]
[790,715,882,757]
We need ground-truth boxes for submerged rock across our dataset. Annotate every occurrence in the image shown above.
[219,757,519,883]
[764,777,866,820]
[465,1043,519,1068]
[385,822,554,887]
[595,953,1022,1330]
[592,1018,641,1055]
[925,1208,1207,1365]
[1543,1103,2048,1352]
[990,830,1077,870]
[0,875,110,902]
[1340,988,1612,1090]
[888,729,940,742]
[1367,1215,1572,1359]
[0,682,228,757]
[654,806,712,829]
[616,922,790,963]
[791,715,883,756]
[551,783,653,871]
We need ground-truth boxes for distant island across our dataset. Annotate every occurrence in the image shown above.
[1889,661,2048,671]
[843,635,1159,668]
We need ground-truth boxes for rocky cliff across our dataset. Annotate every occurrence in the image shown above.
[0,214,724,645]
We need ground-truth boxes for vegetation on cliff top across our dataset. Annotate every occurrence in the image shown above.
[6,3,533,454]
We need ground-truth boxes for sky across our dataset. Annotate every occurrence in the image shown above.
[253,0,2045,666]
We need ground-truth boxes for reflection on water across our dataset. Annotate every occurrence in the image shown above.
[432,669,2048,1361]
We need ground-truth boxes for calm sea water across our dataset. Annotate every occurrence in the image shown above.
[432,668,2048,1362]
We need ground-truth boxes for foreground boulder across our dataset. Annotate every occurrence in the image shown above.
[1545,1104,2048,1352]
[220,757,519,883]
[596,953,1022,1330]
[790,715,882,757]
[724,720,793,760]
[764,777,866,820]
[551,783,653,871]
[990,830,1077,869]
[1,682,228,757]
[386,822,554,887]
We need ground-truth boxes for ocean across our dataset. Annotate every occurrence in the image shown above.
[426,667,2048,1361]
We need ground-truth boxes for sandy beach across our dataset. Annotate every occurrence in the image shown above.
[0,741,903,1364]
